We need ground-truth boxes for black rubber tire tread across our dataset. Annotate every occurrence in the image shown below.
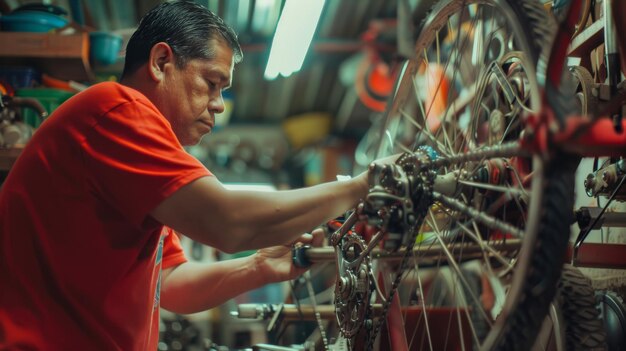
[411,1,578,350]
[493,155,578,351]
[479,1,579,350]
[507,3,586,349]
[557,264,608,351]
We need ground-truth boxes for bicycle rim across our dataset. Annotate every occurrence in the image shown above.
[368,1,576,350]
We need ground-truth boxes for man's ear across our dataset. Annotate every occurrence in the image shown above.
[148,42,175,82]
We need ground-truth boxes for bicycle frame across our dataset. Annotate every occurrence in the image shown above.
[528,0,626,158]
[246,2,626,351]
[375,2,626,350]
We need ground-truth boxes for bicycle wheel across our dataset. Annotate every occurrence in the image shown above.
[531,264,608,351]
[557,265,607,351]
[363,1,578,350]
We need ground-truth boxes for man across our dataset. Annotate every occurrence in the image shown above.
[0,1,374,350]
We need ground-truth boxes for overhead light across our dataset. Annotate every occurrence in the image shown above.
[252,0,280,36]
[264,0,326,80]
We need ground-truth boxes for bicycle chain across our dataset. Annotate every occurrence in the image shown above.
[365,252,407,350]
[322,150,435,351]
[364,155,435,350]
[304,270,330,351]
[365,216,427,351]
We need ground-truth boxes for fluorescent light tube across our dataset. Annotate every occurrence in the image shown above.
[264,0,326,80]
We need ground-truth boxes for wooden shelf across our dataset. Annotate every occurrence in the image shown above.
[0,32,94,82]
[0,145,24,171]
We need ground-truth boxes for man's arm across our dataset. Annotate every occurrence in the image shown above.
[151,173,368,253]
[159,257,264,314]
[160,230,324,314]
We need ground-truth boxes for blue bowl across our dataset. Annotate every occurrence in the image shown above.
[0,11,68,32]
[89,32,123,66]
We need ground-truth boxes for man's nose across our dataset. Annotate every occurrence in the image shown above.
[209,94,225,114]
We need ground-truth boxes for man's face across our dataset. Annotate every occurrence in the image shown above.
[160,39,234,146]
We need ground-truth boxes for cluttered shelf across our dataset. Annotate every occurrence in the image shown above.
[0,31,94,82]
[1,4,133,168]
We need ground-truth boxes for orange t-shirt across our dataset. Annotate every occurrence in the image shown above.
[0,82,211,350]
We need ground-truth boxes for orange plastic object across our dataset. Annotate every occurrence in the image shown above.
[42,74,72,91]
[42,74,77,92]
[0,80,14,96]
[418,63,449,132]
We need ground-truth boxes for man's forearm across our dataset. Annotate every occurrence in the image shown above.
[153,173,369,253]
[159,257,267,314]
[220,175,367,251]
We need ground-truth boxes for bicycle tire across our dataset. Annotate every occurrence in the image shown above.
[557,264,607,351]
[596,290,626,351]
[531,264,607,351]
[371,0,578,350]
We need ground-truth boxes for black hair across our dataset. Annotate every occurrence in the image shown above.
[121,0,243,78]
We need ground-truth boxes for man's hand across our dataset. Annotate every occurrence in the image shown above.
[352,152,403,194]
[254,227,325,283]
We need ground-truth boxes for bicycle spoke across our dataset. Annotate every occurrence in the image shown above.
[471,5,485,67]
[324,1,561,350]
[433,191,524,238]
[438,5,481,156]
[453,220,515,269]
[410,4,479,158]
[458,179,527,197]
[434,141,527,166]
[428,211,493,338]
[408,258,435,351]
[400,107,450,156]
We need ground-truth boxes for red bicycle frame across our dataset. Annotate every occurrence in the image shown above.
[527,0,626,158]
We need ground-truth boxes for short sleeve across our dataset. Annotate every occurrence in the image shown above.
[81,99,211,227]
[162,227,188,269]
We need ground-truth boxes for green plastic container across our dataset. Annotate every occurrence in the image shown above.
[15,88,74,128]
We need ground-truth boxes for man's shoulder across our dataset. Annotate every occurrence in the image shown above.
[81,81,147,105]
[62,81,157,121]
